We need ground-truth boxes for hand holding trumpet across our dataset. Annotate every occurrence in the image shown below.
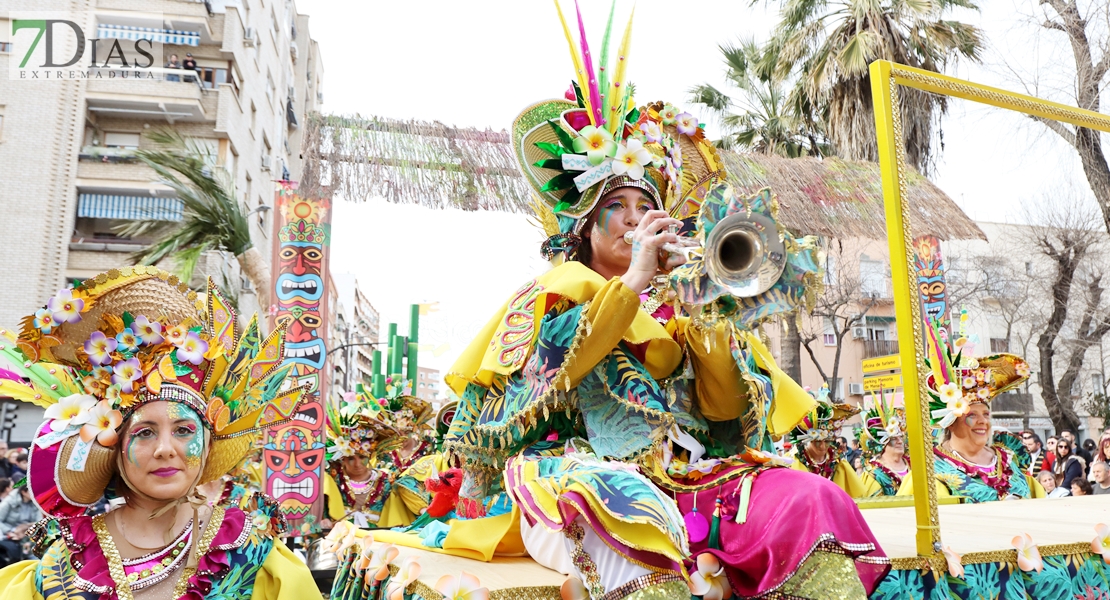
[619,210,687,292]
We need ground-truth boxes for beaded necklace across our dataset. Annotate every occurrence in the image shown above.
[935,445,1013,499]
[796,445,839,480]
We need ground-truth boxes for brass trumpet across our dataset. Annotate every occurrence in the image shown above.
[663,213,788,298]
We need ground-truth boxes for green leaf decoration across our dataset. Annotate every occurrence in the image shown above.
[625,108,640,124]
[540,172,576,193]
[12,476,25,489]
[572,81,585,108]
[122,312,135,330]
[533,158,564,170]
[547,120,577,151]
[553,201,571,213]
[535,141,567,157]
[561,187,582,209]
[172,357,194,376]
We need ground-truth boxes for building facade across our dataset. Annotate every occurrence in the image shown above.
[416,366,441,404]
[0,0,323,442]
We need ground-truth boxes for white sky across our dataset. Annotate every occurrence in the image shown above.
[295,0,1108,383]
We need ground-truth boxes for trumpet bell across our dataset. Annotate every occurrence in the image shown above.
[704,212,787,298]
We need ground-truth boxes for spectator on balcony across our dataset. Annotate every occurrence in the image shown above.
[1021,431,1046,478]
[1091,462,1110,495]
[182,52,198,82]
[1037,470,1069,498]
[164,53,181,82]
[1071,478,1093,496]
[1053,440,1086,490]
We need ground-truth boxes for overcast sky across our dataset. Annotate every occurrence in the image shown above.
[293,0,1106,383]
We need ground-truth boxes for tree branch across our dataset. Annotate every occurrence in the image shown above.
[1030,115,1078,146]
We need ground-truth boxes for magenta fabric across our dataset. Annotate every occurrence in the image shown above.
[28,422,86,519]
[674,466,889,597]
[62,507,251,599]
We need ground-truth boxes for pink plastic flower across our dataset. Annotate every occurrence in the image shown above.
[111,358,143,394]
[942,545,964,578]
[44,394,96,432]
[435,572,489,600]
[688,553,732,600]
[115,329,139,353]
[33,308,56,334]
[132,315,164,345]
[639,121,661,143]
[1012,533,1043,573]
[48,289,84,324]
[386,556,421,600]
[674,112,698,136]
[84,331,118,366]
[176,332,209,365]
[79,399,123,446]
[1092,523,1110,564]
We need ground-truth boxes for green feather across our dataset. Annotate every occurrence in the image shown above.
[598,0,617,120]
[572,82,586,108]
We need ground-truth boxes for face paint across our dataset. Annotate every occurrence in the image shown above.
[167,402,205,469]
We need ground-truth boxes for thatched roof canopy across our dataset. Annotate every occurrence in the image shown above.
[302,113,984,241]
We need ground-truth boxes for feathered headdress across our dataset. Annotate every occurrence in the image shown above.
[857,391,906,459]
[520,1,726,262]
[325,382,434,464]
[923,319,1029,430]
[0,267,304,518]
[788,385,860,447]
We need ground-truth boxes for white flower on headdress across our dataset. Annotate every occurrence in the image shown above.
[45,394,97,432]
[675,113,698,136]
[330,437,355,459]
[639,121,661,143]
[48,289,84,324]
[884,421,902,439]
[938,382,960,403]
[572,126,617,166]
[659,104,679,125]
[962,375,976,389]
[611,139,653,180]
[132,315,164,345]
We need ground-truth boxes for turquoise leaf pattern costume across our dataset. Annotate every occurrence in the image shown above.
[933,445,1031,503]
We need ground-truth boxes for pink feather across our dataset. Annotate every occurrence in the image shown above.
[574,0,605,126]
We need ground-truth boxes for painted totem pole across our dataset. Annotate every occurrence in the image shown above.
[266,182,331,529]
[913,235,950,334]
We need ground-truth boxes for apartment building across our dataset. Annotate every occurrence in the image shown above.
[416,366,441,404]
[0,0,323,442]
[0,0,324,329]
[331,273,382,399]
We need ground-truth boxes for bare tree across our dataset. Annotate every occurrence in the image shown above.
[800,243,879,394]
[1019,1,1110,234]
[1027,200,1110,433]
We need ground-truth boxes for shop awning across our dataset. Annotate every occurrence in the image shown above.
[96,24,200,47]
[77,194,183,221]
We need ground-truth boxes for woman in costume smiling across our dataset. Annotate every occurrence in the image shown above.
[431,7,889,599]
[0,269,317,599]
[897,323,1043,503]
[857,394,909,496]
[787,386,872,498]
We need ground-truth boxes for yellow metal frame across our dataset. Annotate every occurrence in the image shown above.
[870,60,1110,557]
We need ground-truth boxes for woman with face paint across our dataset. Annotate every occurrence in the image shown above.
[0,269,318,599]
[428,22,890,595]
[856,395,910,497]
[896,324,1045,503]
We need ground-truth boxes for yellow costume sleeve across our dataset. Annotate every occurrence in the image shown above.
[895,471,952,499]
[559,277,642,389]
[683,323,814,433]
[858,470,884,497]
[251,538,319,599]
[0,560,39,600]
[377,490,416,528]
[323,472,346,521]
[832,460,871,499]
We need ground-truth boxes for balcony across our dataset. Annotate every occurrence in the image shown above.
[863,339,899,359]
[993,392,1033,415]
[86,67,213,122]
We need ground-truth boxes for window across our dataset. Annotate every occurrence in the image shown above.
[104,132,140,149]
[243,174,252,207]
[824,254,837,285]
[990,338,1009,353]
[1093,373,1105,396]
[1071,378,1082,397]
[859,258,885,296]
[1025,261,1033,275]
[826,378,844,400]
[823,333,836,346]
[0,107,7,141]
[250,102,257,132]
[266,72,275,105]
[868,328,885,341]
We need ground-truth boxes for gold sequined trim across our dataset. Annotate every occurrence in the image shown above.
[889,541,1098,571]
[489,587,562,600]
[618,580,689,600]
[602,572,684,600]
[172,506,226,599]
[772,550,867,600]
[92,514,135,600]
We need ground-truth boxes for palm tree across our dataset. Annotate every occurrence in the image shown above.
[765,0,983,174]
[117,129,271,310]
[690,38,831,157]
